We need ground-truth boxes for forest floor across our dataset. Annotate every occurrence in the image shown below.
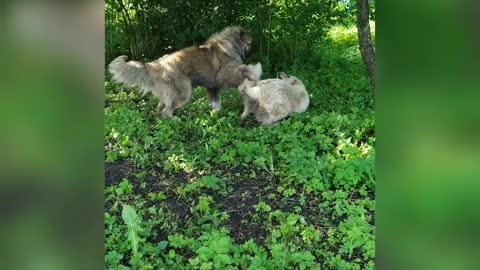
[105,23,375,270]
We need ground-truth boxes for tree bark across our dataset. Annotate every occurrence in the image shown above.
[356,0,375,103]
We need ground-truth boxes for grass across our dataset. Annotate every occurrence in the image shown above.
[105,24,375,270]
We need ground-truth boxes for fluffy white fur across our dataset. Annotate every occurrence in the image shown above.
[238,72,309,126]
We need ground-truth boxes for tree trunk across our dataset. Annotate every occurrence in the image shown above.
[356,0,375,103]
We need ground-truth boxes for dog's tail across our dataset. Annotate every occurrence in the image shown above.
[248,62,262,81]
[108,55,155,97]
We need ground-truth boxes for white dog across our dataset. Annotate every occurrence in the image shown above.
[238,72,309,125]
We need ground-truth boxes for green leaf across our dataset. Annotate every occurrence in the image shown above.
[196,196,213,213]
[201,175,220,190]
[196,246,214,258]
[214,253,232,265]
[147,206,156,215]
[157,192,167,200]
[189,257,200,266]
[168,234,186,248]
[157,241,168,251]
[200,262,213,270]
[121,204,141,257]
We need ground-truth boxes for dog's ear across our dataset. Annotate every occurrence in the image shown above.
[199,45,215,57]
[239,29,251,41]
[199,45,211,52]
[277,71,288,79]
[239,28,245,38]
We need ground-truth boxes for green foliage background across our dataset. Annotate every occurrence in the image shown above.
[105,0,363,75]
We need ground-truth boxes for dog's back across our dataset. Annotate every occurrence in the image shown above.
[277,74,309,114]
[239,79,292,125]
[239,74,309,125]
[285,84,309,113]
[252,78,308,113]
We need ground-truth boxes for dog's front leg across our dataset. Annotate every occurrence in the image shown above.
[241,98,255,120]
[206,87,222,112]
[217,64,262,90]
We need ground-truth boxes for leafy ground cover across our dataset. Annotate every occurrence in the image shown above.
[105,23,375,270]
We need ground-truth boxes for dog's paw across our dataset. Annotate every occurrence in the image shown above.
[210,101,221,112]
[248,63,262,81]
[269,121,281,127]
[240,116,251,128]
[161,111,173,119]
[240,120,247,128]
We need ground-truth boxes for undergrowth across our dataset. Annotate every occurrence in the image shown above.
[105,24,375,270]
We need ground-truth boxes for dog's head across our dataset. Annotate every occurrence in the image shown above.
[208,26,253,62]
[239,29,252,58]
[277,72,304,87]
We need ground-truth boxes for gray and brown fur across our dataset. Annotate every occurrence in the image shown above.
[239,72,309,126]
[108,26,261,118]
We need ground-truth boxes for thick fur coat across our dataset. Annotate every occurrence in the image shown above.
[239,72,309,125]
[108,26,261,118]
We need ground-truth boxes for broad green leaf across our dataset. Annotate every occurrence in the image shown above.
[200,261,213,270]
[121,204,141,256]
[157,241,168,251]
[189,257,200,266]
[196,246,214,258]
[214,253,232,265]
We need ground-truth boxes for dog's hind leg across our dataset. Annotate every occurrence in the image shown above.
[156,78,192,119]
[206,87,222,112]
[170,93,191,116]
[167,77,192,117]
[156,83,175,119]
[255,108,272,126]
[161,99,174,118]
[241,98,256,120]
[155,102,164,115]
